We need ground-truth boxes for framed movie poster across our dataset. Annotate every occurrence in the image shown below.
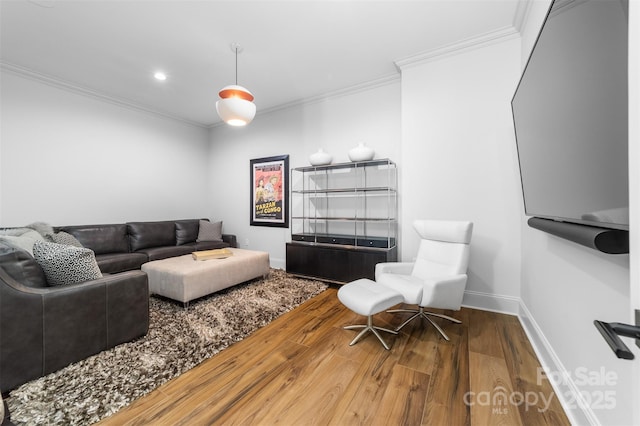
[250,155,289,228]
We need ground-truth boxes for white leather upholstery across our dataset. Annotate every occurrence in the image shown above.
[412,240,470,279]
[337,278,405,350]
[377,219,473,310]
[420,274,468,310]
[376,273,423,305]
[375,262,413,279]
[413,219,473,244]
[338,278,404,316]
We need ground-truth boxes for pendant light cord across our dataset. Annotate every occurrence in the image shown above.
[235,47,238,85]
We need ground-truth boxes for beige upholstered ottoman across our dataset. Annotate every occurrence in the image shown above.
[142,248,270,306]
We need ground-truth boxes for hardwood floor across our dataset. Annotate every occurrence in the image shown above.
[98,286,569,425]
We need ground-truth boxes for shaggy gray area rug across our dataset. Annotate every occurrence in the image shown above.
[6,269,328,425]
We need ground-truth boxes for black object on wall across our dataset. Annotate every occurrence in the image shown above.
[594,319,640,360]
[512,0,629,242]
[528,217,629,254]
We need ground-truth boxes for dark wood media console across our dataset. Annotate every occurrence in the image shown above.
[286,242,397,284]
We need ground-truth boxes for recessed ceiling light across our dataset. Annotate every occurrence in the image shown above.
[154,72,167,81]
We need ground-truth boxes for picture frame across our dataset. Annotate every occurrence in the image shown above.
[250,155,289,228]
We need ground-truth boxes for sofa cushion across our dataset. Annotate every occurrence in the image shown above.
[0,241,48,288]
[127,221,176,252]
[50,231,83,247]
[197,220,223,242]
[175,219,200,245]
[194,240,230,251]
[95,252,148,274]
[59,224,129,255]
[33,241,103,286]
[138,245,193,262]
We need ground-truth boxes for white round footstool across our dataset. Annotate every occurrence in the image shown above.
[337,278,404,350]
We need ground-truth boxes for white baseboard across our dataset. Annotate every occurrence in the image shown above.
[462,289,599,426]
[270,257,286,271]
[518,302,598,426]
[462,289,521,314]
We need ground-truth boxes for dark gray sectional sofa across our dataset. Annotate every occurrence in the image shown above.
[57,219,237,274]
[0,218,237,394]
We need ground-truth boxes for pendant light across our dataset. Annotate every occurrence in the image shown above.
[216,43,256,126]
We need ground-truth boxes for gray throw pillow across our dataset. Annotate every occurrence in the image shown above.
[33,241,102,286]
[0,227,31,237]
[50,231,84,247]
[0,230,46,256]
[26,221,55,238]
[196,220,223,242]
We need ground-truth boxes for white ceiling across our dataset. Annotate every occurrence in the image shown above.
[0,0,522,127]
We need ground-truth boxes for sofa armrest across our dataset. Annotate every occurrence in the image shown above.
[42,280,108,375]
[222,234,238,248]
[0,269,46,392]
[0,268,149,392]
[104,270,149,346]
[43,271,149,367]
[45,271,149,340]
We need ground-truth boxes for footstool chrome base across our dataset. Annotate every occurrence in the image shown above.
[338,278,404,351]
[343,315,399,350]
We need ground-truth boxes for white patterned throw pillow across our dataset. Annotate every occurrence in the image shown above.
[33,241,102,286]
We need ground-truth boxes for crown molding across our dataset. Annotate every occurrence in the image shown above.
[512,0,534,34]
[4,20,521,131]
[208,72,401,129]
[0,61,208,129]
[394,25,520,71]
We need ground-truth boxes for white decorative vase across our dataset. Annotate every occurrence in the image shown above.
[348,143,375,162]
[309,148,332,166]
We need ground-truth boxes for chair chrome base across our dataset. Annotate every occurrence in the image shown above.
[388,306,461,341]
[343,315,399,350]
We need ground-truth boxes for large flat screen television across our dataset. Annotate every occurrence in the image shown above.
[511,0,629,246]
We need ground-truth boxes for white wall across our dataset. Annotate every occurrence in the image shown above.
[516,2,637,425]
[207,81,401,268]
[0,71,210,226]
[400,37,524,311]
[629,0,640,423]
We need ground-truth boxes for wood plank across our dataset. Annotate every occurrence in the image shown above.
[213,331,358,425]
[98,389,171,426]
[371,364,430,426]
[423,327,471,426]
[469,352,524,426]
[499,316,570,425]
[98,288,568,426]
[327,339,403,425]
[468,309,506,358]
